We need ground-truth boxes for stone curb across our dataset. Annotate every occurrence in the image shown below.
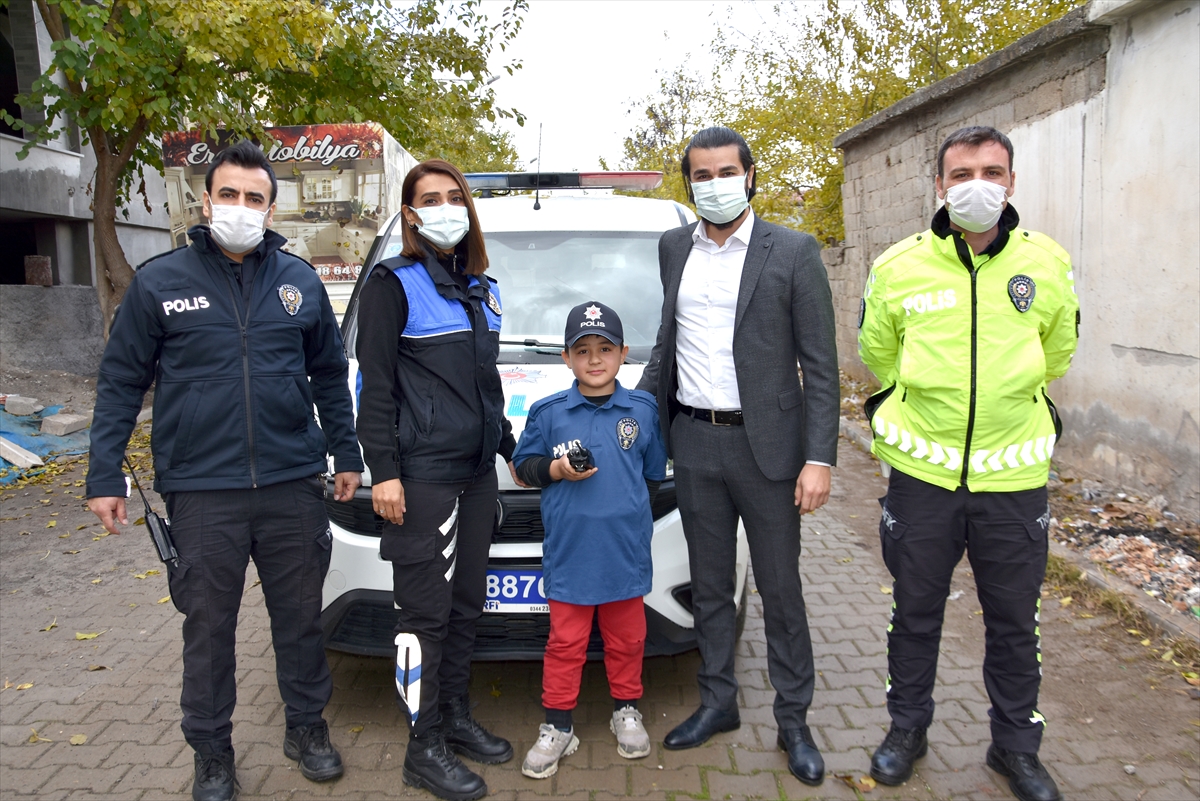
[837,415,1200,644]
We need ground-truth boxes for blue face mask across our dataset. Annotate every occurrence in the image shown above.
[691,175,750,224]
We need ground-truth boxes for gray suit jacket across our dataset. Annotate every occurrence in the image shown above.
[636,216,840,480]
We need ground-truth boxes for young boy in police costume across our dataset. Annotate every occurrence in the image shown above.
[511,301,668,779]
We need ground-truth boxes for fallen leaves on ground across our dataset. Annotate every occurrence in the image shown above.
[880,585,892,594]
[1060,596,1073,606]
[39,617,56,632]
[63,549,80,555]
[348,725,364,733]
[75,631,105,640]
[46,521,55,528]
[157,596,171,604]
[69,734,87,745]
[833,773,876,792]
[16,682,33,690]
[87,665,109,672]
[90,578,102,584]
[28,728,51,743]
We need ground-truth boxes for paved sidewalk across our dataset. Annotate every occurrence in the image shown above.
[2,438,1197,799]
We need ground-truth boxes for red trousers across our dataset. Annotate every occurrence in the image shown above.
[542,597,646,710]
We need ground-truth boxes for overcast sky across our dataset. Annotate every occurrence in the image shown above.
[481,0,778,171]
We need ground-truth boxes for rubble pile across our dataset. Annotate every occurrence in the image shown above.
[1048,477,1200,620]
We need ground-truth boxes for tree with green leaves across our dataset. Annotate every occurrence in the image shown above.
[620,0,1082,241]
[4,0,525,334]
[610,67,708,206]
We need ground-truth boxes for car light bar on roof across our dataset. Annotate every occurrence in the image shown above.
[465,171,663,192]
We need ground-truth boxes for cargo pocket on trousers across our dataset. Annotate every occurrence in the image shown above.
[878,504,908,576]
[166,558,192,614]
[379,525,437,565]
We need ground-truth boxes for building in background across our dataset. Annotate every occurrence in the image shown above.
[832,0,1200,517]
[162,124,417,318]
[1,1,173,288]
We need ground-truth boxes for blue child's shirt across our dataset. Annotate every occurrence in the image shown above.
[512,379,668,606]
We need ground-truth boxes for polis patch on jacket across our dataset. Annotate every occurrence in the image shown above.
[1008,274,1035,313]
[278,284,303,316]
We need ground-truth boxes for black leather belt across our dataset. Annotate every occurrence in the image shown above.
[679,404,744,426]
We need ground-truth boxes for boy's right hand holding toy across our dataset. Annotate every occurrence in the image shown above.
[550,451,598,482]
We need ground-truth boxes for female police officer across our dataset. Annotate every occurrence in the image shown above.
[356,159,519,801]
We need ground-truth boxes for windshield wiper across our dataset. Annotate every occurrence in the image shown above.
[499,338,565,350]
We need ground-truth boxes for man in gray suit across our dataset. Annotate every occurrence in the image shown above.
[637,126,839,787]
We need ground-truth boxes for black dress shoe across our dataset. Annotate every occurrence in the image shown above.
[870,724,928,785]
[777,726,825,786]
[283,720,344,782]
[986,744,1062,801]
[403,729,487,801]
[440,693,514,764]
[192,748,238,801]
[663,705,740,750]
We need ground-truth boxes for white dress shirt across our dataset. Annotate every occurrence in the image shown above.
[674,212,755,411]
[673,211,830,468]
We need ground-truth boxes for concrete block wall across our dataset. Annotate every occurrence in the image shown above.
[0,286,105,376]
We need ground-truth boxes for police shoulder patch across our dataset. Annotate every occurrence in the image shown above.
[278,284,303,316]
[1007,274,1036,313]
[616,417,639,450]
[485,290,501,315]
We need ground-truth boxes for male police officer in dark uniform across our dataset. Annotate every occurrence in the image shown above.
[87,140,363,801]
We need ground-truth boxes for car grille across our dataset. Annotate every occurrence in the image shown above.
[324,494,386,537]
[325,481,677,541]
[493,492,543,543]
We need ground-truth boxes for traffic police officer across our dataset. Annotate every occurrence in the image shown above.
[858,126,1078,801]
[87,140,363,801]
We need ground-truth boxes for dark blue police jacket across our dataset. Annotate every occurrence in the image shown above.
[512,380,667,606]
[86,226,363,497]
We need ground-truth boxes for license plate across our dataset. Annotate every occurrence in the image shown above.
[483,569,548,613]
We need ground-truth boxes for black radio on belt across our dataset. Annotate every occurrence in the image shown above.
[566,443,595,472]
[124,456,180,569]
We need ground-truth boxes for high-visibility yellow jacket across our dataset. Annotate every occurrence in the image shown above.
[858,207,1079,492]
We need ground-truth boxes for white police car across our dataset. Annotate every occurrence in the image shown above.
[320,172,750,659]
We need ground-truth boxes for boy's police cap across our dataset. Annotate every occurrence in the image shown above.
[564,300,623,348]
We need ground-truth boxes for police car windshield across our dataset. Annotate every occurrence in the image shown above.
[483,231,662,352]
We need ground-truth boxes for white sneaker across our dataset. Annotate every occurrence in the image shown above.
[610,706,651,759]
[521,723,579,779]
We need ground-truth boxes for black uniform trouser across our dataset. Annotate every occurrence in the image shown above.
[165,476,333,753]
[380,470,497,737]
[880,468,1050,753]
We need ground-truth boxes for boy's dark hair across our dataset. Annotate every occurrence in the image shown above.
[205,139,278,203]
[681,126,757,203]
[936,126,1014,177]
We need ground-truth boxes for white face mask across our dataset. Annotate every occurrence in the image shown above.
[208,203,267,254]
[413,203,470,250]
[691,174,750,225]
[943,179,1010,233]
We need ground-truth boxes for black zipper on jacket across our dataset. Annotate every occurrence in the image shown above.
[952,235,979,488]
[219,258,260,488]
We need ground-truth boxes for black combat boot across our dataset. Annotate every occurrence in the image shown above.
[870,724,928,785]
[283,719,344,781]
[403,727,487,801]
[192,746,238,801]
[440,693,514,764]
[986,744,1062,801]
